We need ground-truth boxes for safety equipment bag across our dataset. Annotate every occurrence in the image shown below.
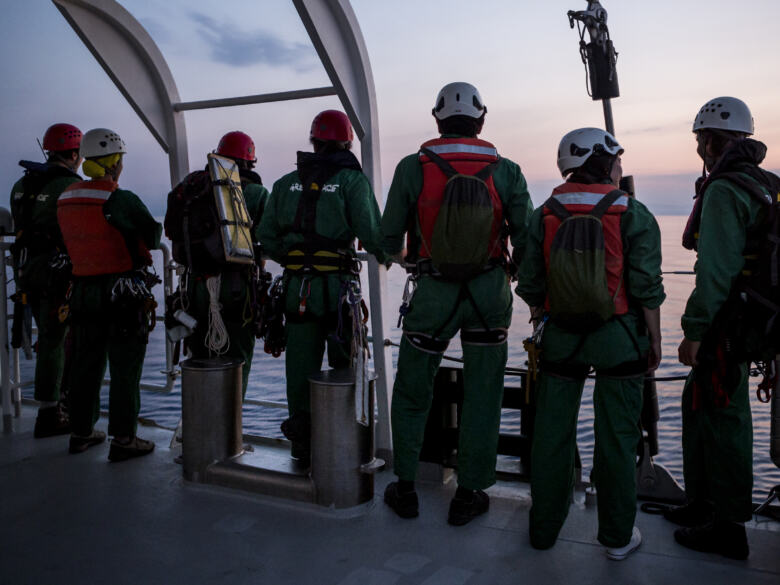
[544,189,624,333]
[418,146,500,281]
[165,154,254,273]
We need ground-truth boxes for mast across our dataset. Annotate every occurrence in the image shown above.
[567,1,619,136]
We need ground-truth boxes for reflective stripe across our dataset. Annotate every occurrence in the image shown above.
[551,192,628,208]
[420,143,498,157]
[58,188,112,201]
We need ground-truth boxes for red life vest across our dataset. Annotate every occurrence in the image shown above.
[542,182,629,314]
[415,137,504,260]
[57,179,134,276]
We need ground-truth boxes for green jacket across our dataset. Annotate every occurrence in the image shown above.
[10,163,81,290]
[380,135,533,261]
[256,151,386,319]
[516,194,665,312]
[682,176,767,341]
[256,159,386,264]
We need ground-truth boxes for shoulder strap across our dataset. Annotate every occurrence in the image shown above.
[420,147,458,178]
[543,196,571,221]
[474,161,499,182]
[590,189,625,220]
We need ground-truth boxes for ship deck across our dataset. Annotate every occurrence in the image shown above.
[2,405,779,585]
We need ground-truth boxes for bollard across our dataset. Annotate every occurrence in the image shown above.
[181,357,243,482]
[309,368,380,508]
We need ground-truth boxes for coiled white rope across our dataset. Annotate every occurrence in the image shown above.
[206,275,229,355]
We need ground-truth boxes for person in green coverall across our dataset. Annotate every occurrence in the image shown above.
[256,110,387,463]
[381,82,533,525]
[9,123,82,438]
[516,127,663,559]
[57,128,161,462]
[164,131,269,397]
[669,97,773,560]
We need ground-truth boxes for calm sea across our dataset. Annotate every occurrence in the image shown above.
[17,216,780,501]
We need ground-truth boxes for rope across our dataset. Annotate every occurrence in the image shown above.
[205,275,229,355]
[338,280,371,426]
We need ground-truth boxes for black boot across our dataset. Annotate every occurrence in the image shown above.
[663,500,714,527]
[34,405,70,438]
[674,521,749,560]
[384,481,419,518]
[281,413,311,464]
[447,486,489,526]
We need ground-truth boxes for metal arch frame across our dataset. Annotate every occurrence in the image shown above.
[49,0,395,457]
[52,0,189,185]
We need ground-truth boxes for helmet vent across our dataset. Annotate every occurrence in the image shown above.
[605,135,619,149]
[99,141,107,148]
[455,93,460,101]
[435,97,445,112]
[721,112,731,120]
[473,96,483,110]
[570,143,590,157]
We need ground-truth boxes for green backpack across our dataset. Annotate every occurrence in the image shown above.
[544,189,624,333]
[419,147,501,281]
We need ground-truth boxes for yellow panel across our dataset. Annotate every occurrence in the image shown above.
[207,153,254,265]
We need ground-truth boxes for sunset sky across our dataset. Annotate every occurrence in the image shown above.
[2,0,780,215]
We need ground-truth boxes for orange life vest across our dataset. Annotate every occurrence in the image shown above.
[57,179,133,276]
[542,182,629,314]
[415,137,504,261]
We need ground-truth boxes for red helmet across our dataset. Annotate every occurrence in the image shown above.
[310,110,353,142]
[216,131,256,162]
[42,123,82,152]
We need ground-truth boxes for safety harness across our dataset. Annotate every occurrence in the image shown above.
[281,149,364,277]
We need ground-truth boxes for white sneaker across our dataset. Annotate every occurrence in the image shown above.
[605,527,642,560]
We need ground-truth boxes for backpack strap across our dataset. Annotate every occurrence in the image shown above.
[543,196,571,222]
[474,161,499,182]
[590,189,625,220]
[420,147,458,178]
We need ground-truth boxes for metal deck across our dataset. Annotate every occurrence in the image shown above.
[2,405,779,585]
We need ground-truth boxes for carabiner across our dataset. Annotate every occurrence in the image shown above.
[298,276,311,316]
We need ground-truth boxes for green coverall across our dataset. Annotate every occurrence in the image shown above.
[66,187,161,438]
[10,165,80,403]
[256,156,386,419]
[381,138,533,491]
[177,173,269,396]
[516,195,665,549]
[680,176,766,524]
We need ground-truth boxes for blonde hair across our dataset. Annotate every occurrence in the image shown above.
[82,153,121,179]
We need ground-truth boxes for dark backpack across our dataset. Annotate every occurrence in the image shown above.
[165,171,225,273]
[717,171,780,362]
[544,189,625,333]
[419,147,501,281]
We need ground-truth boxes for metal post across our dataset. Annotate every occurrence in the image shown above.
[602,98,615,136]
[1,243,13,433]
[12,346,21,417]
[771,357,780,469]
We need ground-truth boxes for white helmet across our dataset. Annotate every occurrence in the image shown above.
[432,82,486,120]
[80,128,127,159]
[692,97,753,135]
[557,127,623,177]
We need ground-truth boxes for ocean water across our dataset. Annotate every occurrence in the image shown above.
[17,216,780,501]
